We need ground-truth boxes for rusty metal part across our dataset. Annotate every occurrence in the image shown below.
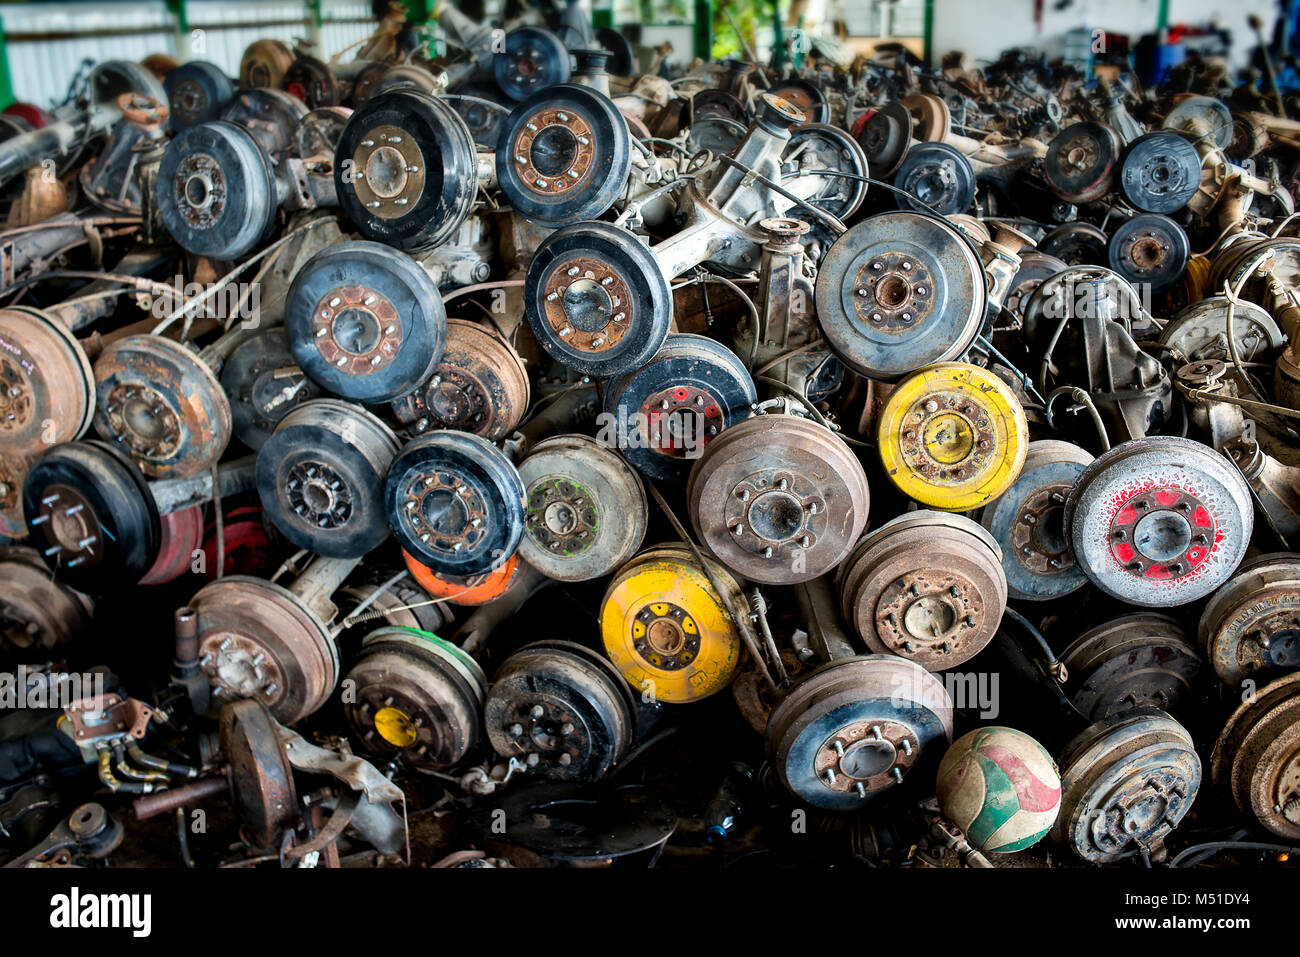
[294,106,351,162]
[1064,437,1254,607]
[219,698,297,850]
[1158,295,1284,364]
[1043,122,1122,204]
[0,306,96,460]
[190,574,339,725]
[1055,709,1201,863]
[0,546,93,651]
[342,626,487,770]
[390,319,529,442]
[92,334,232,480]
[1210,672,1300,840]
[519,434,647,582]
[838,511,1006,671]
[138,504,205,585]
[239,39,296,90]
[1199,553,1300,687]
[1060,614,1203,721]
[219,329,321,452]
[733,649,803,734]
[78,94,169,216]
[977,439,1092,601]
[687,414,869,585]
[282,54,339,109]
[485,640,637,781]
[220,87,307,161]
[767,655,955,810]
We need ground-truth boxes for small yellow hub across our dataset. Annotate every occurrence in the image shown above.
[374,705,418,748]
[877,362,1028,511]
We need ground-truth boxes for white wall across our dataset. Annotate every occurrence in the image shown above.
[930,0,1279,70]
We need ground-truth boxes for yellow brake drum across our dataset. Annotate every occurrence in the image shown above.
[877,362,1027,511]
[600,544,744,704]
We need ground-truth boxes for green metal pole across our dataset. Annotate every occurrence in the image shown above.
[770,0,784,69]
[1156,0,1171,32]
[593,5,614,31]
[166,0,190,62]
[0,14,12,111]
[923,0,934,69]
[309,0,325,51]
[694,0,714,60]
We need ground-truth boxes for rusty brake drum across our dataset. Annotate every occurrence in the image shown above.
[92,334,233,480]
[1119,132,1201,214]
[156,120,279,260]
[287,240,446,403]
[1108,213,1189,292]
[893,142,976,216]
[838,510,1007,670]
[0,306,96,460]
[282,54,339,109]
[858,100,913,178]
[219,329,322,451]
[218,698,298,850]
[21,440,161,593]
[518,434,647,582]
[256,399,399,557]
[164,61,234,132]
[239,39,295,90]
[1043,121,1122,204]
[333,89,478,253]
[1210,672,1300,839]
[384,431,526,577]
[1036,221,1108,267]
[1199,553,1300,687]
[1054,709,1201,863]
[977,439,1092,601]
[1064,437,1253,607]
[494,26,572,102]
[1059,613,1203,721]
[485,639,637,780]
[0,546,93,652]
[220,87,308,161]
[497,84,632,227]
[766,655,955,810]
[191,575,339,725]
[814,210,986,380]
[524,220,673,377]
[389,318,530,442]
[687,413,870,585]
[602,333,757,483]
[343,626,487,770]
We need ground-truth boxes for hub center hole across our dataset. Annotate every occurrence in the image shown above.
[1132,510,1193,563]
[531,125,579,177]
[332,307,382,355]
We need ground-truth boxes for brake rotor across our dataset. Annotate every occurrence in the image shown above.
[497,84,632,226]
[219,698,297,851]
[390,318,529,442]
[838,511,1007,670]
[782,123,870,222]
[1162,95,1233,150]
[164,61,233,131]
[22,440,160,592]
[858,100,913,177]
[1157,295,1284,363]
[1004,252,1069,318]
[519,434,647,582]
[877,362,1028,511]
[1059,614,1203,720]
[257,399,399,557]
[156,121,278,259]
[0,546,93,652]
[524,220,673,377]
[495,26,572,101]
[287,240,446,403]
[893,142,976,215]
[282,54,339,109]
[0,307,96,459]
[602,333,756,483]
[1043,122,1122,204]
[92,335,232,479]
[766,655,955,810]
[815,211,986,380]
[1036,222,1108,266]
[1210,672,1300,839]
[192,575,339,724]
[239,39,295,89]
[687,414,870,585]
[1054,709,1201,863]
[333,89,478,252]
[138,504,205,585]
[977,440,1092,601]
[385,431,526,577]
[1199,553,1300,687]
[403,548,528,607]
[769,80,830,124]
[343,626,487,769]
[485,640,637,780]
[600,544,744,704]
[1064,436,1254,607]
[1107,214,1189,292]
[1119,132,1201,214]
[220,330,322,452]
[220,87,307,160]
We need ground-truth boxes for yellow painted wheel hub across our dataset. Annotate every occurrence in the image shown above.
[373,705,418,748]
[877,362,1028,511]
[600,545,743,703]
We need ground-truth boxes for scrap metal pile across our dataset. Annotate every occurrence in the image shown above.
[1,9,1299,870]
